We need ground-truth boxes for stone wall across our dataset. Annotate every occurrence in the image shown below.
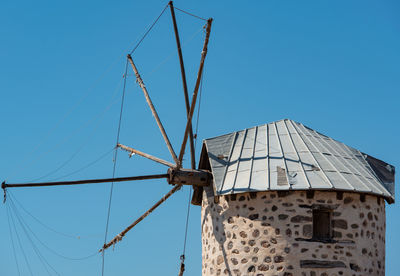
[201,188,386,276]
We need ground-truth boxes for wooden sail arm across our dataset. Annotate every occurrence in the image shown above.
[2,168,211,194]
[2,168,211,190]
[178,18,213,165]
[127,54,180,167]
[1,174,169,189]
[117,143,175,168]
[100,169,211,251]
[169,1,196,170]
[100,184,182,252]
[178,256,185,276]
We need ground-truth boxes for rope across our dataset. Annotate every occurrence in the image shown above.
[27,77,124,183]
[9,202,61,276]
[9,192,78,239]
[101,58,129,276]
[101,185,182,252]
[9,3,203,183]
[182,186,192,256]
[7,54,125,181]
[8,203,34,276]
[143,26,204,79]
[9,196,98,262]
[129,4,169,55]
[6,204,21,276]
[29,145,88,183]
[49,147,115,182]
[173,6,207,21]
[8,191,83,239]
[178,184,192,276]
[179,37,207,276]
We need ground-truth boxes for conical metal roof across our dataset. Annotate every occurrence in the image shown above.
[202,119,395,203]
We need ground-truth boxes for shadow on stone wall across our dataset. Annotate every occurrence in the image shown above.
[202,186,233,276]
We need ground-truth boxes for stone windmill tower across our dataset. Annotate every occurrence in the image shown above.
[195,119,395,276]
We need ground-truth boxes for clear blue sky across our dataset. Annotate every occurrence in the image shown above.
[1,0,399,275]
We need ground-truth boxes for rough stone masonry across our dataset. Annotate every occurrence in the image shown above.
[201,187,385,276]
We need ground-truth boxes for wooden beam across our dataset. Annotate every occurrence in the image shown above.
[2,174,169,189]
[167,168,212,187]
[169,1,196,170]
[127,54,179,166]
[101,184,182,251]
[178,18,213,164]
[118,143,175,168]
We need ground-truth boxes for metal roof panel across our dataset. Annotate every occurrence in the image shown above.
[203,119,395,203]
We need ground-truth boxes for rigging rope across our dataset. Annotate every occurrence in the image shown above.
[173,6,207,21]
[143,26,205,79]
[128,3,206,56]
[8,203,34,276]
[101,59,129,276]
[3,5,209,275]
[27,78,124,183]
[49,147,115,182]
[182,187,192,256]
[6,204,21,276]
[129,3,169,55]
[8,196,98,262]
[179,39,207,276]
[8,191,83,239]
[7,54,125,181]
[9,201,61,276]
[10,3,207,184]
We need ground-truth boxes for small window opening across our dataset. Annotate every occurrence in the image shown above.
[313,209,332,240]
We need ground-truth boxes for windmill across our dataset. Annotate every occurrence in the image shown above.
[2,2,213,275]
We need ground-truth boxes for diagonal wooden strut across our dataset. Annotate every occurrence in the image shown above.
[127,54,180,167]
[178,18,213,164]
[117,143,175,168]
[1,174,169,189]
[169,1,196,170]
[100,184,182,251]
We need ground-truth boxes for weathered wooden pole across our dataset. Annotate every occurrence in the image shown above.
[169,1,196,170]
[118,143,175,168]
[127,54,179,166]
[101,184,182,251]
[1,174,169,189]
[178,18,213,164]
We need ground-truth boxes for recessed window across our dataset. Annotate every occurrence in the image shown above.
[313,209,332,240]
